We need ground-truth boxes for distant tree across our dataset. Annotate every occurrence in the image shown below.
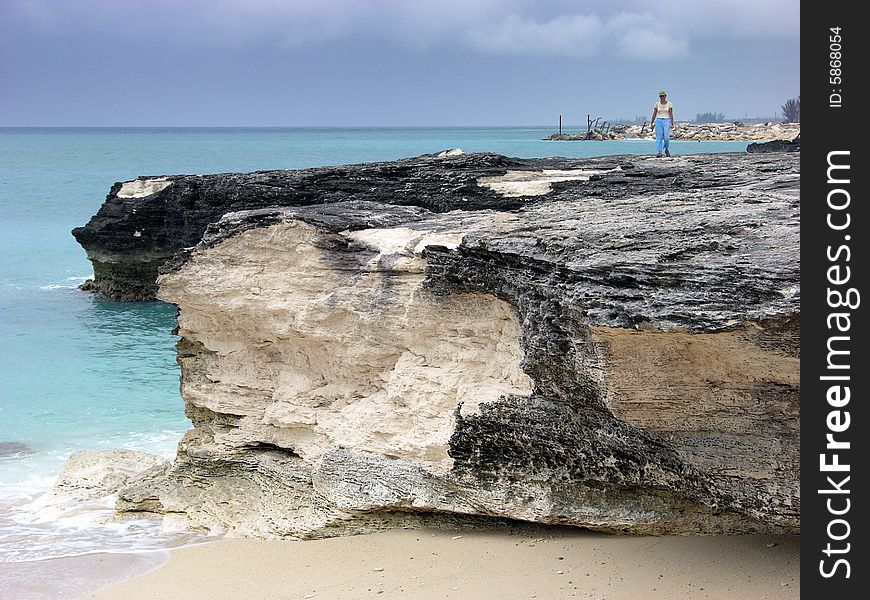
[781,96,800,123]
[694,112,726,123]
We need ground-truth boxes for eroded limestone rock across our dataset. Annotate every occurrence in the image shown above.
[49,450,169,502]
[72,151,797,301]
[747,135,801,153]
[77,152,799,537]
[157,219,532,473]
[28,450,169,522]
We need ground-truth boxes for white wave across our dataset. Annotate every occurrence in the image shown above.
[91,430,184,459]
[0,473,57,503]
[0,505,212,562]
[2,473,211,563]
[0,428,192,563]
[38,275,93,291]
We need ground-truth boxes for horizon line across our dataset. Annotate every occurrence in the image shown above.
[0,118,788,130]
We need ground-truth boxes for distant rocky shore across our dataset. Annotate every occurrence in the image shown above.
[547,121,800,142]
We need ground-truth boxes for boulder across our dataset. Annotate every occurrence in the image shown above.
[747,135,801,153]
[76,152,800,537]
[49,450,169,502]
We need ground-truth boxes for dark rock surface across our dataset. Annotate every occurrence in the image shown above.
[0,441,33,458]
[747,134,800,153]
[74,151,796,300]
[77,151,800,536]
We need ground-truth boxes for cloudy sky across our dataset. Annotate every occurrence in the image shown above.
[0,0,800,126]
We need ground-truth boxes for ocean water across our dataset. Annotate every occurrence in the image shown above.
[0,128,749,577]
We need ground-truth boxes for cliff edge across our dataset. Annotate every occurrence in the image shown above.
[74,152,800,537]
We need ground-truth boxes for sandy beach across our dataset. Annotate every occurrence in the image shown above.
[89,523,799,600]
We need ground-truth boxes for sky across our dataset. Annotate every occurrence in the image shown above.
[0,0,800,126]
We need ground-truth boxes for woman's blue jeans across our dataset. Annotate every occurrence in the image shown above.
[655,118,671,154]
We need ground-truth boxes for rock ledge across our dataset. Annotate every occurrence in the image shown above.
[74,152,800,537]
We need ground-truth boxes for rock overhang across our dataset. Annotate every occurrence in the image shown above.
[72,151,800,536]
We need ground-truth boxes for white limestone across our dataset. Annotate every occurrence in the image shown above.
[478,169,615,197]
[26,450,168,520]
[344,227,466,270]
[117,177,173,198]
[157,220,533,473]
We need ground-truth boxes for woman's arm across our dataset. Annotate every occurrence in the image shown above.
[650,107,657,126]
[669,107,675,128]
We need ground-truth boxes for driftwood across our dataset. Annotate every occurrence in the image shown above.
[586,115,603,140]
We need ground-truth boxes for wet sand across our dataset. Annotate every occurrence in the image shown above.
[88,523,799,600]
[0,551,166,600]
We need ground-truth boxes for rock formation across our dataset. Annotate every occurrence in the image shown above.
[747,135,801,153]
[612,122,799,142]
[47,450,169,503]
[546,131,623,141]
[26,450,169,523]
[0,441,33,458]
[75,151,800,538]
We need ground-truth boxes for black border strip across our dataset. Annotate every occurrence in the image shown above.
[802,3,868,596]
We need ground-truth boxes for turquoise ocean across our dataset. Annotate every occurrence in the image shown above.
[0,128,750,573]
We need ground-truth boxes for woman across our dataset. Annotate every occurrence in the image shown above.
[650,90,675,157]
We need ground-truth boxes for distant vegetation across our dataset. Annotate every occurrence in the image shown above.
[694,112,726,124]
[781,96,800,123]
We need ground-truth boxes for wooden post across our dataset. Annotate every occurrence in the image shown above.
[559,114,562,135]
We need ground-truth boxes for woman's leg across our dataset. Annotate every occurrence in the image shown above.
[662,119,671,153]
[655,119,664,155]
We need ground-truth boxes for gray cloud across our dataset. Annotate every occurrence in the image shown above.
[466,14,604,58]
[2,0,799,59]
[466,11,690,59]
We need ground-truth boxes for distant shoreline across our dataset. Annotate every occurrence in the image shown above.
[547,121,800,142]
